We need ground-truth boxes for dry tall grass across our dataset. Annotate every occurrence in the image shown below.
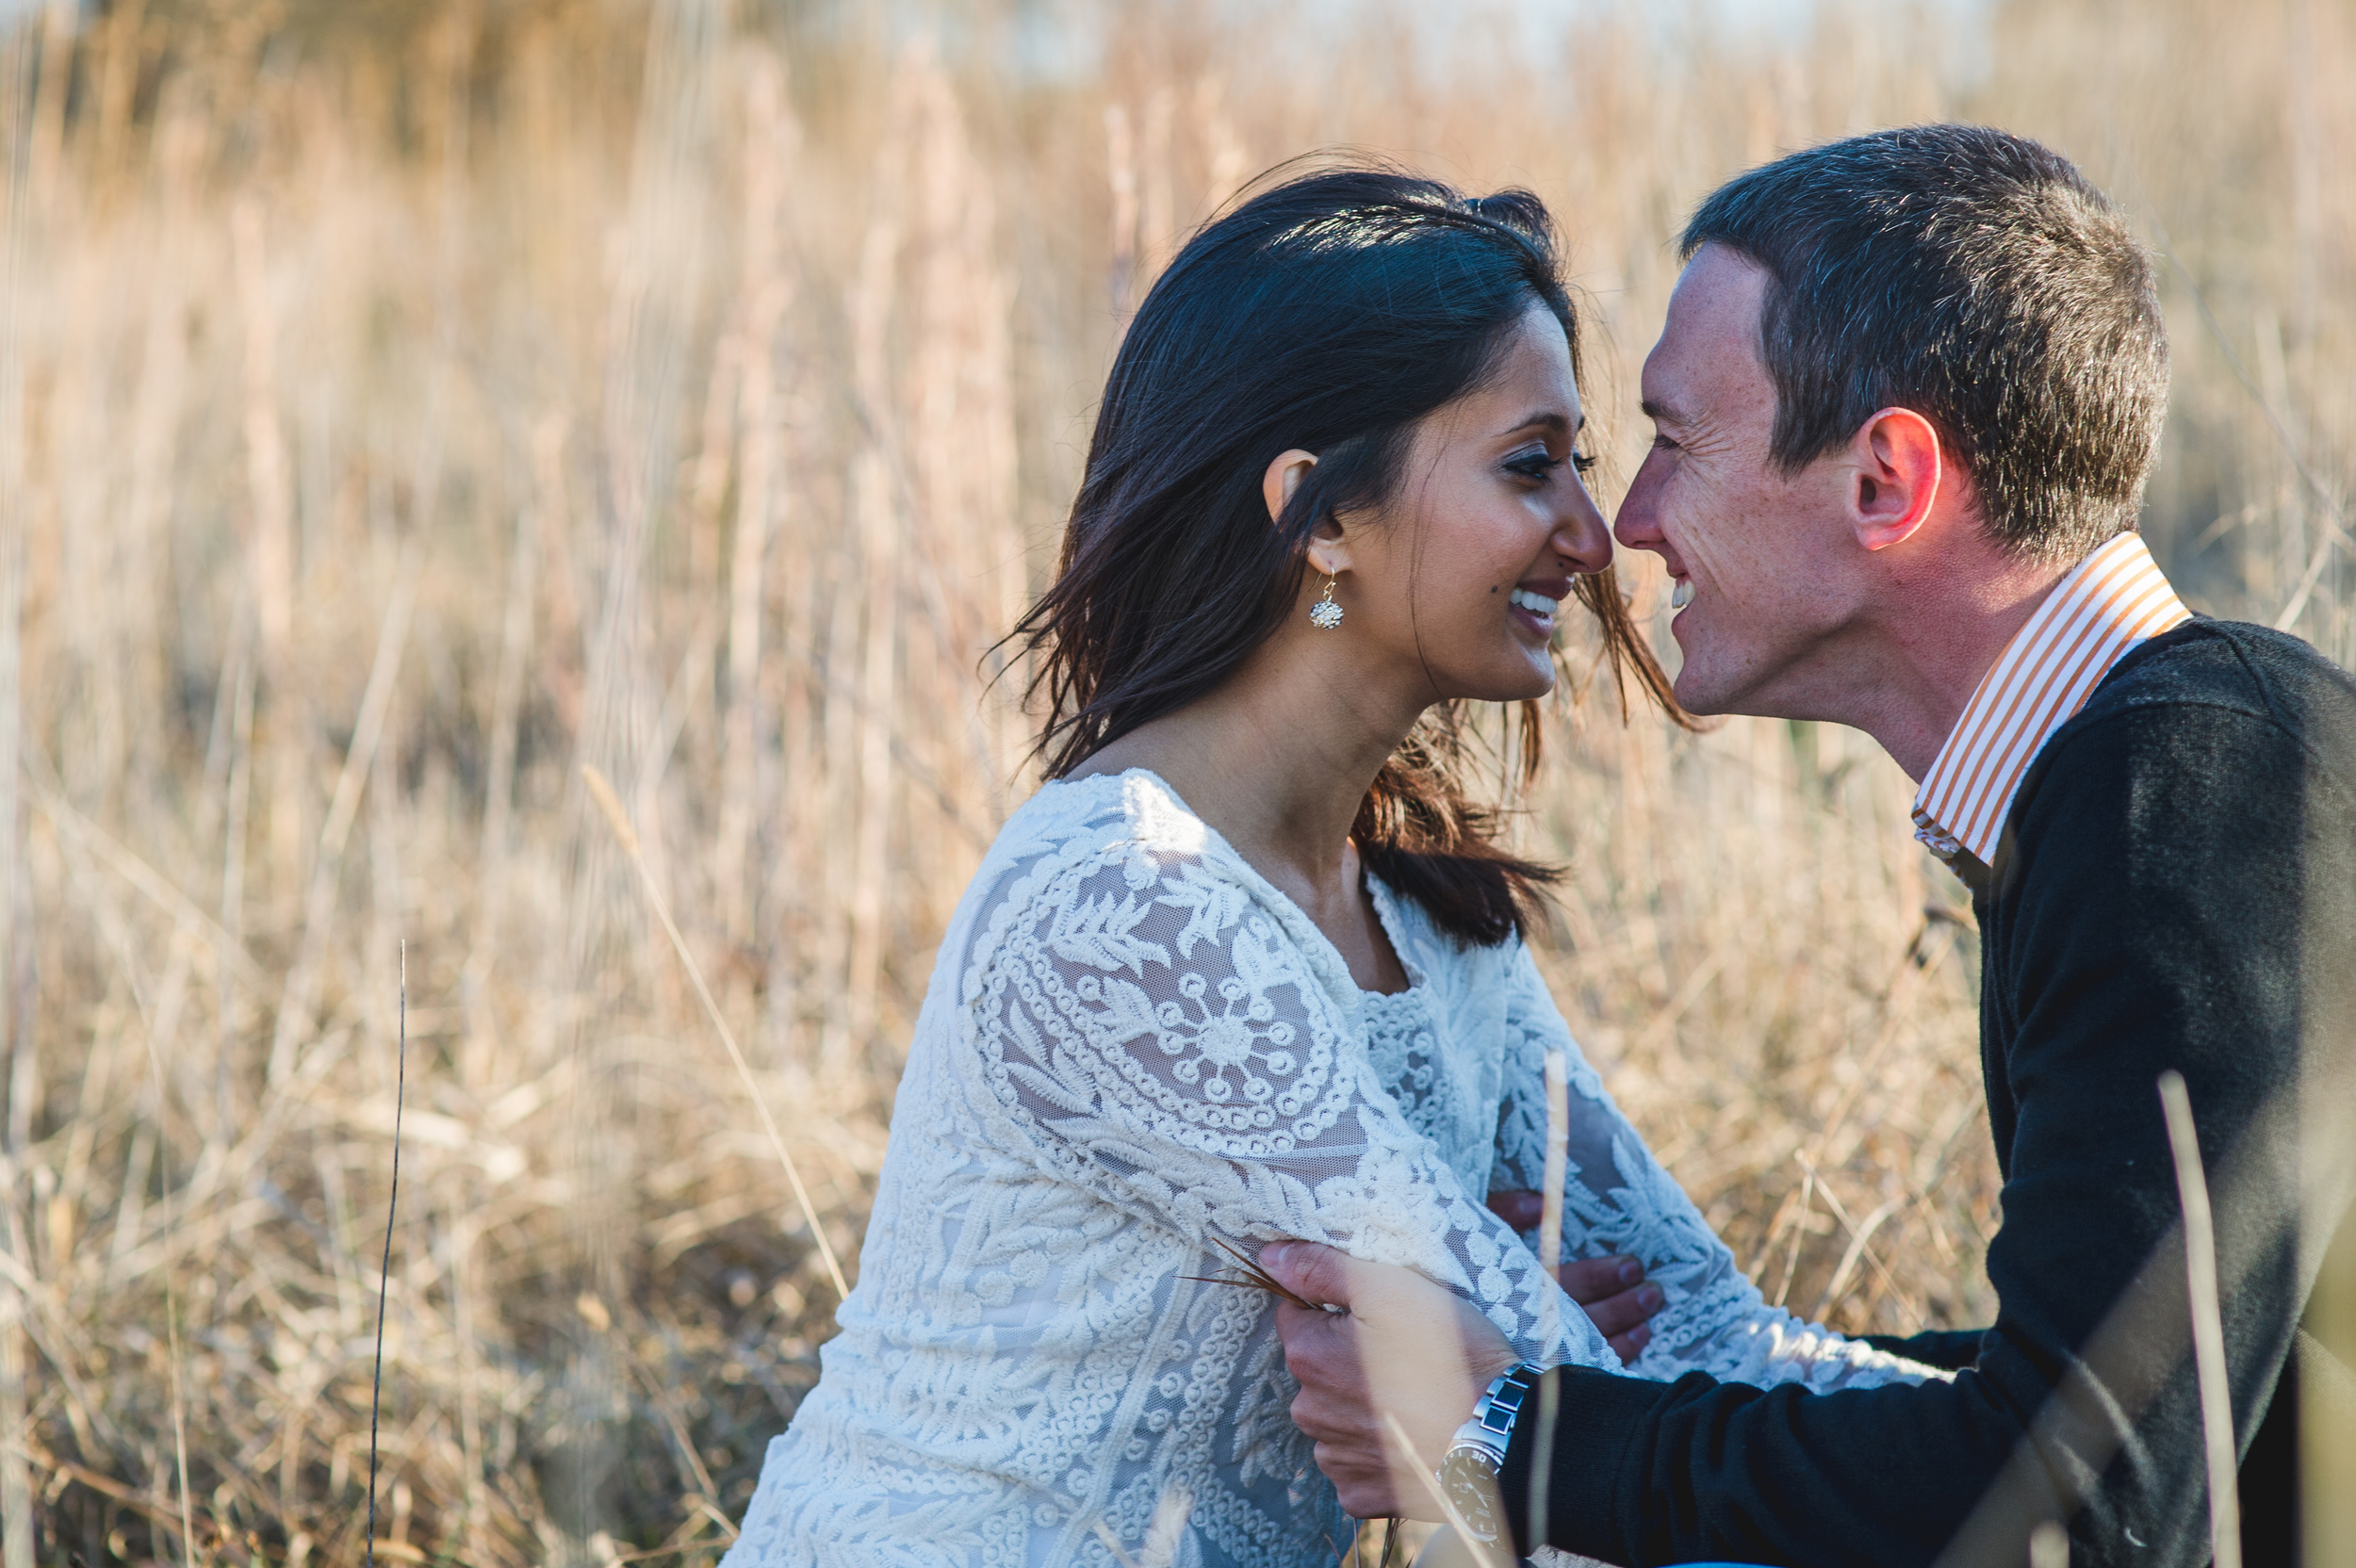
[0,0,2347,1562]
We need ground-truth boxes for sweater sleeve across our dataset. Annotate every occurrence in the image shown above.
[1860,1328,1986,1372]
[1499,692,2356,1568]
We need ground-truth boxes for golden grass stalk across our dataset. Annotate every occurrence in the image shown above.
[1378,1412,1509,1568]
[363,944,408,1568]
[1528,1048,1570,1546]
[580,762,850,1304]
[1175,1234,1321,1311]
[2158,1070,2240,1568]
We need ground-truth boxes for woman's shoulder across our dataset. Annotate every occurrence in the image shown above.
[966,768,1262,940]
[990,767,1229,866]
[969,769,1358,1001]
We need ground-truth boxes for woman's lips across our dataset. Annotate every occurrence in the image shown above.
[1507,586,1560,637]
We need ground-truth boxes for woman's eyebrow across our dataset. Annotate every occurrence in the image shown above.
[1497,410,1572,437]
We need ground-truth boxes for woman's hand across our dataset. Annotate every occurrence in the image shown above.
[1485,1190,1662,1364]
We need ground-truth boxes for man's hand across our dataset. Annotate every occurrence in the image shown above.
[1261,1241,1519,1521]
[1486,1190,1662,1365]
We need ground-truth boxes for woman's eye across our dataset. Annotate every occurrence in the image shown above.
[1571,450,1597,477]
[1505,449,1565,482]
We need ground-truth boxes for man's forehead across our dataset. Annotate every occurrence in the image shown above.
[1645,246,1772,413]
[1666,247,1768,347]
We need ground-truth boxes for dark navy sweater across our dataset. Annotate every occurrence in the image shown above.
[1500,621,2356,1567]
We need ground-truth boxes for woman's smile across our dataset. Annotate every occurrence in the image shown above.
[1509,582,1566,638]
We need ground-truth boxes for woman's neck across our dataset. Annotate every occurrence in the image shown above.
[1067,640,1420,921]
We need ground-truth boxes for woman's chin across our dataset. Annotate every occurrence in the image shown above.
[1439,660,1555,706]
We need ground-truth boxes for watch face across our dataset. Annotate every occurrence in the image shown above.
[1436,1448,1506,1547]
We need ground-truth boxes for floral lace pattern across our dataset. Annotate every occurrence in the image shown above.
[724,771,1942,1568]
[1487,950,1949,1391]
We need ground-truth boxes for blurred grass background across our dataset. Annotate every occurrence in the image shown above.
[0,0,2346,1561]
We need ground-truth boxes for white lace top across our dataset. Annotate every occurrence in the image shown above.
[725,771,1943,1567]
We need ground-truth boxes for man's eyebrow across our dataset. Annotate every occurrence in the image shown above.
[1640,397,1688,427]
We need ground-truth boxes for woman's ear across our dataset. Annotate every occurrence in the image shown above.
[1262,449,1318,527]
[1301,512,1350,580]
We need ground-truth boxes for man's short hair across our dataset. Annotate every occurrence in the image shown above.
[1682,124,2168,565]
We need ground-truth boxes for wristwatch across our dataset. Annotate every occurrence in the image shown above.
[1434,1364,1538,1546]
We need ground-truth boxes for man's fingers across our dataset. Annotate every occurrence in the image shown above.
[1289,1384,1347,1445]
[1274,1298,1351,1379]
[1260,1239,1356,1308]
[1485,1189,1545,1231]
[1312,1442,1401,1521]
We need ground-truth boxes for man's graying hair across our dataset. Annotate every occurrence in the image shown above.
[1682,124,2169,565]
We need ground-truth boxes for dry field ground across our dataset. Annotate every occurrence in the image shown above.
[0,0,2348,1562]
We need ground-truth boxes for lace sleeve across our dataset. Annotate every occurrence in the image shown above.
[1489,941,1951,1392]
[962,830,1619,1373]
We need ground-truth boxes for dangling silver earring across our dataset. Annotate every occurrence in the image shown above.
[1308,576,1344,629]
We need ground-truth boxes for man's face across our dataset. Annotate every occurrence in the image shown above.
[1614,245,1859,717]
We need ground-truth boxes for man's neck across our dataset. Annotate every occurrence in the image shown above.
[1815,550,2071,783]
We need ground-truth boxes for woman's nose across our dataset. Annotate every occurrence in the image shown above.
[1554,483,1614,574]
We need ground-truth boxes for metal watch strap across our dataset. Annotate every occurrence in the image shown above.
[1450,1364,1540,1462]
[1437,1364,1542,1547]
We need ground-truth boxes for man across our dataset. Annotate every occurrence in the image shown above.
[1265,125,2356,1567]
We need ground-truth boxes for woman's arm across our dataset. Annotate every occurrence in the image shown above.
[1487,939,1946,1391]
[962,832,1619,1374]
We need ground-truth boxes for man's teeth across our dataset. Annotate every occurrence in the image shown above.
[1508,588,1560,617]
[1671,580,1694,610]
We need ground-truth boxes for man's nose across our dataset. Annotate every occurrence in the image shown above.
[1614,454,1666,552]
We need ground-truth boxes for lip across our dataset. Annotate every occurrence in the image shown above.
[1508,601,1555,640]
[1507,578,1569,642]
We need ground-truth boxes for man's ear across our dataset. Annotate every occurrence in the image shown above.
[1850,408,1943,552]
[1263,448,1318,528]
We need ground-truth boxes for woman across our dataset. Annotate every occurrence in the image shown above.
[726,168,1940,1567]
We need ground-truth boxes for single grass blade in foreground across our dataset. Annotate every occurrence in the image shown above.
[581,763,852,1304]
[2158,1070,2240,1568]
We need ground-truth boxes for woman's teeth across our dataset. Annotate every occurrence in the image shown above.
[1671,580,1694,610]
[1508,588,1559,620]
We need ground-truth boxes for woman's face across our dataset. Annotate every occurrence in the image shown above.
[1333,302,1613,704]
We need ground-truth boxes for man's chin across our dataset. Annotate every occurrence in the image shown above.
[1670,665,1739,718]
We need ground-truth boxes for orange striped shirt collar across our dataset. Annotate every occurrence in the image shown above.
[1912,532,2191,867]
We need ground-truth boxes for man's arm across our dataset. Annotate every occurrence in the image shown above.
[1860,1328,1985,1371]
[1508,699,2356,1567]
[1275,694,2356,1567]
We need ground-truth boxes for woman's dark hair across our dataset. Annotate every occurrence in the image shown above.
[1013,163,1686,945]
